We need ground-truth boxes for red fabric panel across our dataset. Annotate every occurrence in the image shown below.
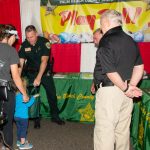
[51,44,81,73]
[0,0,22,50]
[138,42,150,74]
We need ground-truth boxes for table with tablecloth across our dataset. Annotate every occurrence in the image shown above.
[39,73,95,122]
[130,79,150,150]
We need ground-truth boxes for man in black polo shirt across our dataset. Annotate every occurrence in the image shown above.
[94,10,144,150]
[19,25,65,128]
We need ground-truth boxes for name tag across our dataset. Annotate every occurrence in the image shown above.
[25,48,31,52]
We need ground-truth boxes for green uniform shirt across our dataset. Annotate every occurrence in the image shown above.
[19,36,51,72]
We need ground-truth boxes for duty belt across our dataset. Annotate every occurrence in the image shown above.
[0,80,14,91]
[0,81,8,87]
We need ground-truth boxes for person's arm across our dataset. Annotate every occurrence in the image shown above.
[33,56,49,86]
[107,72,142,98]
[19,58,25,76]
[10,64,29,102]
[25,97,35,107]
[129,64,144,86]
[106,72,127,91]
[91,81,96,94]
[124,64,144,98]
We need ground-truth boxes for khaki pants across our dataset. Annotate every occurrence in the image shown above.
[94,86,133,150]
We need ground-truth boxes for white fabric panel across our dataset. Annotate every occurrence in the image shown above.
[20,0,42,41]
[80,43,97,73]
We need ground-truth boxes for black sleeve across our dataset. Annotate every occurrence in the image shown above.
[18,44,26,59]
[134,44,143,66]
[99,47,117,74]
[41,39,50,56]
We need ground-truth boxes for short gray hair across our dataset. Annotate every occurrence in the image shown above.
[101,10,122,26]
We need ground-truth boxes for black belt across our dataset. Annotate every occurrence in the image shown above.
[102,82,114,87]
[96,79,130,90]
[95,81,114,91]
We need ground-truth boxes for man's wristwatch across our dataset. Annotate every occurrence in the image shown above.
[123,84,129,92]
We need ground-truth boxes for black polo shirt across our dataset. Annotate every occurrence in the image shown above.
[19,36,51,72]
[94,26,143,83]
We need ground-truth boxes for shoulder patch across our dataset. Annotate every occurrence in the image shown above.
[45,42,51,49]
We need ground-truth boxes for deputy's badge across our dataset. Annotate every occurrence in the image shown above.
[25,47,31,52]
[45,42,51,49]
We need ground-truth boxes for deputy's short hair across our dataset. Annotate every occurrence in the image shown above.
[25,25,37,33]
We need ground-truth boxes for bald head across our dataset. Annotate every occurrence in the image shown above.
[100,10,122,34]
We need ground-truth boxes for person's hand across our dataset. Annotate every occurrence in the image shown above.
[125,84,142,98]
[91,83,96,94]
[33,77,41,87]
[8,35,16,46]
[23,94,29,102]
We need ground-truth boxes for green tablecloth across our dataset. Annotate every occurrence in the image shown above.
[130,79,150,150]
[40,77,95,122]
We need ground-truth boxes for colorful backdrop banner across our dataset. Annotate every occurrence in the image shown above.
[41,1,150,43]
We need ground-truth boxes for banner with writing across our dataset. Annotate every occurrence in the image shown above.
[41,1,150,43]
[41,0,118,6]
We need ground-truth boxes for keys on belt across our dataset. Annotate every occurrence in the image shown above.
[95,84,100,91]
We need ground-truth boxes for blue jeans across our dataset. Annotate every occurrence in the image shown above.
[14,117,28,140]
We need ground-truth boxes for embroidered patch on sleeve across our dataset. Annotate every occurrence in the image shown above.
[45,42,51,49]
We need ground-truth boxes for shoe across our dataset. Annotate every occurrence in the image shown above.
[19,142,33,150]
[51,118,65,125]
[34,123,41,129]
[34,118,41,129]
[16,140,21,146]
